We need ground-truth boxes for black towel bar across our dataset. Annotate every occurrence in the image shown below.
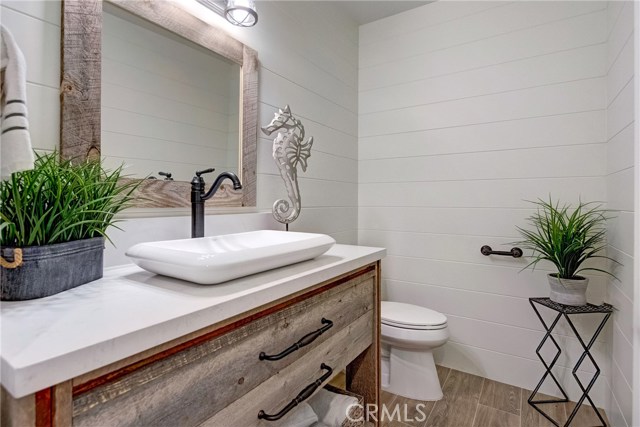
[481,245,523,258]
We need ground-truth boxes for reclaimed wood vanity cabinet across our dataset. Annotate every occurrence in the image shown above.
[1,261,381,427]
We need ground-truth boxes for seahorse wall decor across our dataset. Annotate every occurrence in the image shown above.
[261,105,313,226]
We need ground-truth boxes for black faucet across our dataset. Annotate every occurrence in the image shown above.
[191,168,242,238]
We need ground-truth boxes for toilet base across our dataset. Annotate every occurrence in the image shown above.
[382,356,390,388]
[382,347,443,401]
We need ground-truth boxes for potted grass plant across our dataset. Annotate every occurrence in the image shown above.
[0,152,138,300]
[517,198,618,306]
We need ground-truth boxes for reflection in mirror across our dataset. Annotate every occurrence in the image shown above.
[101,3,240,182]
[61,0,257,208]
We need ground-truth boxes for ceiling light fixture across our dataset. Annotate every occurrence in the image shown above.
[195,0,258,27]
[225,0,258,27]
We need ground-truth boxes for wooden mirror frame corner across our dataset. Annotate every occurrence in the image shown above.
[60,0,257,208]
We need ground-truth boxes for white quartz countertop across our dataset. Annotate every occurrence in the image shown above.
[0,244,385,398]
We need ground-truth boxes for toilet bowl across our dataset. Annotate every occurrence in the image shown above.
[381,301,450,401]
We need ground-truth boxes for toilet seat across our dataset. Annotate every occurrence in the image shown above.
[382,301,447,330]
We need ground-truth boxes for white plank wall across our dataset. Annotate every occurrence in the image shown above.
[359,1,613,406]
[605,2,635,426]
[213,1,359,244]
[0,1,60,154]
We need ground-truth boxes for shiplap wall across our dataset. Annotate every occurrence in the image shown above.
[0,1,359,246]
[216,1,359,243]
[605,2,635,426]
[102,4,240,181]
[359,1,613,405]
[0,1,60,154]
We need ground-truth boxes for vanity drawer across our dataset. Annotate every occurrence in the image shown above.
[202,310,374,427]
[72,268,376,427]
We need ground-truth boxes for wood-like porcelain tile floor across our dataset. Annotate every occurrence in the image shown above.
[380,366,609,427]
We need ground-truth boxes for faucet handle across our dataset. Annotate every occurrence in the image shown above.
[158,171,173,180]
[195,168,215,177]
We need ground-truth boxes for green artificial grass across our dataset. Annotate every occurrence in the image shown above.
[517,198,619,280]
[1,152,138,247]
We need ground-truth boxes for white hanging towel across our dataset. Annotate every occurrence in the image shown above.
[0,24,34,180]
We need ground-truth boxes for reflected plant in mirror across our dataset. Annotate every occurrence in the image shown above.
[262,105,313,228]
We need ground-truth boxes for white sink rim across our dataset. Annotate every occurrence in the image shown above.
[125,230,336,285]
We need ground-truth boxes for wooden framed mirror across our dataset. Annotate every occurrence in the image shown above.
[60,0,257,208]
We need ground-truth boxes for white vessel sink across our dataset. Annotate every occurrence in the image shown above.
[125,230,336,284]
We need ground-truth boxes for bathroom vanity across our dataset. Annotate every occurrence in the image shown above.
[0,245,384,427]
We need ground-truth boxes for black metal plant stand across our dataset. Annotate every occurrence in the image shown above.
[528,297,613,427]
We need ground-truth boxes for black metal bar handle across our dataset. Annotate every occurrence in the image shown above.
[481,245,523,258]
[259,318,333,361]
[258,363,333,421]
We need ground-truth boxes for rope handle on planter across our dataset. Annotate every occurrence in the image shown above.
[0,248,23,269]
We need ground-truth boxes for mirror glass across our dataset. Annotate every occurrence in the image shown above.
[101,3,240,182]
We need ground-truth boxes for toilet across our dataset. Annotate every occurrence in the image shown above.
[381,301,450,401]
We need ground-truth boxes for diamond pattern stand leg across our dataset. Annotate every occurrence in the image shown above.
[563,311,611,426]
[528,300,569,427]
[528,298,613,427]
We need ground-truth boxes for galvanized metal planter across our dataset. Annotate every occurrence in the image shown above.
[1,237,104,301]
[547,273,589,306]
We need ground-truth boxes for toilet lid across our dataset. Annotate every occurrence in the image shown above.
[381,301,447,329]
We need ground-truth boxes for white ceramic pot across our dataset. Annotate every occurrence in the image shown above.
[547,274,588,306]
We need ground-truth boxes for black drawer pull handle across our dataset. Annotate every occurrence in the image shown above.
[258,363,333,421]
[259,318,333,361]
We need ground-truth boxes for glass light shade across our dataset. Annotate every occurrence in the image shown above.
[225,0,258,27]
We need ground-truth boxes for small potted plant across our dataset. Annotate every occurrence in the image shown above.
[0,153,137,300]
[517,198,618,306]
